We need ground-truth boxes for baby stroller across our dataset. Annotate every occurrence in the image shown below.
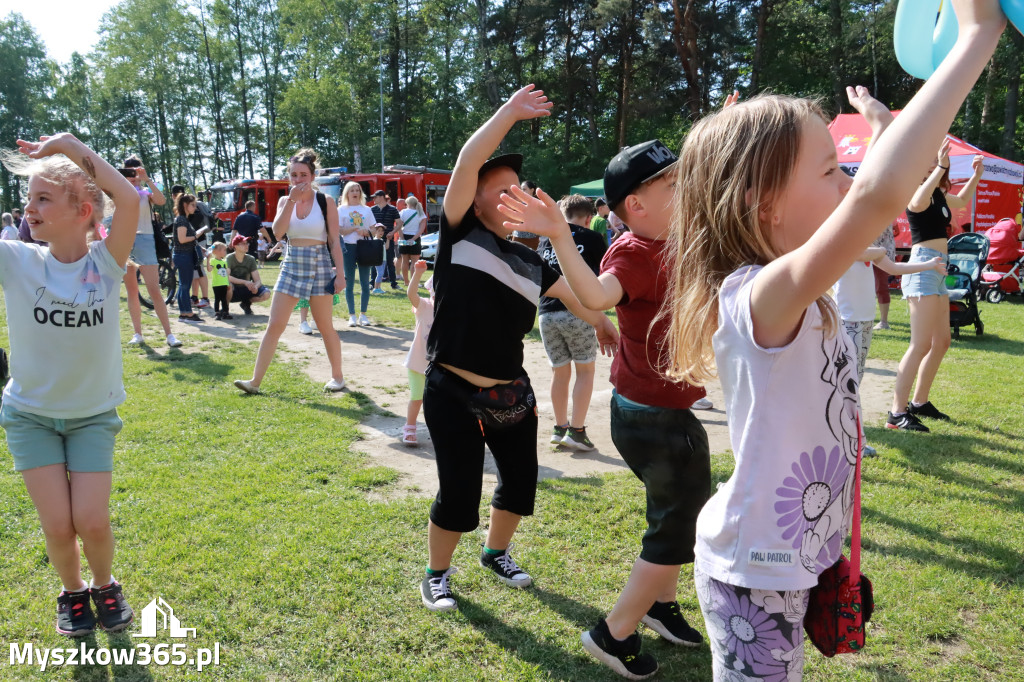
[945,232,989,338]
[979,218,1024,303]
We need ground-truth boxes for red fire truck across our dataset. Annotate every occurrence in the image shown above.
[315,165,451,231]
[208,165,451,236]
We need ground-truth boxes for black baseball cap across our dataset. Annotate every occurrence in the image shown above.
[478,153,523,179]
[372,190,386,198]
[603,140,677,211]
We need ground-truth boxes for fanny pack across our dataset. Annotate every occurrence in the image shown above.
[430,365,535,430]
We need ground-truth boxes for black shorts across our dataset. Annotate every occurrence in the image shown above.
[424,364,538,533]
[610,390,711,565]
[232,283,269,302]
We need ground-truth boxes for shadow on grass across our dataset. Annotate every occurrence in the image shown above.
[135,347,236,381]
[234,388,374,424]
[458,595,613,682]
[68,630,155,682]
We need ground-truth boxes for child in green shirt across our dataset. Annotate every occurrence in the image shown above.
[207,242,232,319]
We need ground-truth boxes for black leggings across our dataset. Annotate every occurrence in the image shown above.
[424,365,538,533]
[213,285,228,314]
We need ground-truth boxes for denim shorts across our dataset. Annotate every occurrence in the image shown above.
[1,403,122,472]
[130,232,158,266]
[901,247,948,298]
[610,390,711,565]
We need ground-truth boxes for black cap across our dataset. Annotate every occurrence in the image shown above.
[603,140,677,211]
[478,153,523,178]
[372,190,386,198]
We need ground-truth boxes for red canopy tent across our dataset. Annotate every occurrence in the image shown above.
[829,112,1024,249]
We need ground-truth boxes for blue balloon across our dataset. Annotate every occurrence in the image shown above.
[895,0,1024,79]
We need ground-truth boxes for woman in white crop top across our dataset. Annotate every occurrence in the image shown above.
[233,148,347,394]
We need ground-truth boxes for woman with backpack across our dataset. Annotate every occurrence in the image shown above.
[233,149,347,393]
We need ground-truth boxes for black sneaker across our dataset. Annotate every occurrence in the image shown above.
[479,543,532,588]
[641,600,703,647]
[240,301,253,315]
[561,426,595,451]
[56,588,96,637]
[90,581,134,632]
[907,401,950,421]
[551,425,568,445]
[886,411,929,432]
[420,567,458,612]
[581,618,658,680]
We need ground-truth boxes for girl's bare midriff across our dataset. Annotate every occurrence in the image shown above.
[440,363,512,388]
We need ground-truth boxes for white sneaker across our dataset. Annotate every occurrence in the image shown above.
[233,379,259,394]
[128,333,145,345]
[691,397,714,410]
[310,319,318,331]
[298,320,313,335]
[358,314,371,326]
[348,315,358,327]
[166,334,182,348]
[325,378,346,392]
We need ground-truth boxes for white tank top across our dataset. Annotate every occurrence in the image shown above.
[136,191,152,234]
[288,198,327,241]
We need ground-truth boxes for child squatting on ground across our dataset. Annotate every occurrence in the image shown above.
[0,133,141,637]
[402,259,433,446]
[500,140,712,678]
[419,84,618,613]
[653,2,1004,679]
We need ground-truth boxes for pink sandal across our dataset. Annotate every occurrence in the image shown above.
[402,424,418,446]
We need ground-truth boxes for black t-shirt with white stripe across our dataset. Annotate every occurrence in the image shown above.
[426,208,560,380]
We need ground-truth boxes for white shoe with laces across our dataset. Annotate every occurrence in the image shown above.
[358,314,371,326]
[128,333,145,345]
[298,320,313,335]
[421,567,458,612]
[348,315,358,327]
[165,334,182,348]
[691,397,714,410]
[325,378,346,392]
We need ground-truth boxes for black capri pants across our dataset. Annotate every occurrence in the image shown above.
[424,364,539,533]
[610,390,711,565]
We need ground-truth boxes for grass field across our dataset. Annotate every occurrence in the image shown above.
[0,276,1021,681]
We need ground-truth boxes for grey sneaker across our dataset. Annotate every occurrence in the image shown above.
[421,567,458,612]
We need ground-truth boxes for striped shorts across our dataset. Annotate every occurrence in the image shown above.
[275,244,334,299]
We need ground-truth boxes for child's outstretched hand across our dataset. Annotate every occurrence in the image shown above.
[16,133,78,159]
[497,184,569,239]
[413,259,428,275]
[928,256,947,275]
[722,90,739,109]
[595,316,619,358]
[845,85,892,128]
[937,139,952,169]
[971,154,985,175]
[501,85,553,122]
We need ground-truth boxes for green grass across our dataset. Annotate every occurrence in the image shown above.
[0,286,1021,681]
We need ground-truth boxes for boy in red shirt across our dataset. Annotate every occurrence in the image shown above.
[500,140,711,679]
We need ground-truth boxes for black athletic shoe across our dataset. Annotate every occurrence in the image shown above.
[581,618,658,680]
[56,589,96,637]
[240,301,253,315]
[420,567,458,612]
[907,401,950,421]
[641,600,703,647]
[886,411,929,432]
[479,544,532,588]
[90,582,134,632]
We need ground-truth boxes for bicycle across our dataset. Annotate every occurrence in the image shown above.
[137,257,177,310]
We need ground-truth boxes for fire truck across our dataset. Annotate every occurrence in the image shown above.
[207,165,451,236]
[207,178,291,239]
[315,165,452,232]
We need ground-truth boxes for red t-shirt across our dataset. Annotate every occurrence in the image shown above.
[601,232,706,409]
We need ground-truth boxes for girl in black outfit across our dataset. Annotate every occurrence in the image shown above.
[420,85,618,612]
[887,140,983,431]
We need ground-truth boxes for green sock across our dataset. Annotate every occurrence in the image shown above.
[426,567,446,578]
[483,546,505,556]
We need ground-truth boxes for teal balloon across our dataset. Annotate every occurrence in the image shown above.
[896,0,1024,79]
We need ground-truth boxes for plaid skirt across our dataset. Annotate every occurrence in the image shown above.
[275,244,334,299]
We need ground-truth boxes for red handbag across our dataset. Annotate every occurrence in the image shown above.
[805,417,874,656]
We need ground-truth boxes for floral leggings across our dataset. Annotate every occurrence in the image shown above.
[695,567,809,682]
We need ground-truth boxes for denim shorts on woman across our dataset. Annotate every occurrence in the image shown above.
[901,246,948,298]
[275,244,335,299]
[130,231,158,266]
[1,403,122,472]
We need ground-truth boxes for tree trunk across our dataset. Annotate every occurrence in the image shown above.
[829,0,845,112]
[670,0,702,118]
[751,1,774,93]
[475,0,501,108]
[231,0,255,178]
[616,1,637,149]
[1000,32,1023,160]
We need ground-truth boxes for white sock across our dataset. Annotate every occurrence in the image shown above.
[90,575,115,590]
[62,582,89,593]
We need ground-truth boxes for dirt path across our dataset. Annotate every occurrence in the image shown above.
[189,311,897,497]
